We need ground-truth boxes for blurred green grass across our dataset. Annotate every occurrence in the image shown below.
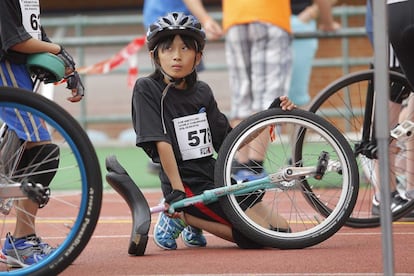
[93,142,360,191]
[95,146,161,190]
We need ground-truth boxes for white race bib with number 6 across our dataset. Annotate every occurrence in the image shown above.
[20,0,41,40]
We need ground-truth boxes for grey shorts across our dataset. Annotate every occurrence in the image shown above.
[225,22,292,119]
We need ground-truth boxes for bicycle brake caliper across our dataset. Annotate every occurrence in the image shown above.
[21,182,50,208]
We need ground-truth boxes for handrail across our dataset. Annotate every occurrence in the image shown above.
[43,7,368,45]
[40,5,370,129]
[42,6,366,28]
[45,27,368,47]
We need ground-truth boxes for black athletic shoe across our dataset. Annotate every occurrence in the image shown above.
[371,191,408,216]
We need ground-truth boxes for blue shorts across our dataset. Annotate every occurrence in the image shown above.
[0,61,51,141]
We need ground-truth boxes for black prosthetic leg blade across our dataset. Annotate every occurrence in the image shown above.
[105,155,151,256]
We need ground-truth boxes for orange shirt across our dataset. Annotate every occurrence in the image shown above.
[222,0,291,33]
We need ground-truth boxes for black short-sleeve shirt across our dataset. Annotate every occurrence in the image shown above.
[0,0,48,63]
[132,77,231,164]
[290,0,312,15]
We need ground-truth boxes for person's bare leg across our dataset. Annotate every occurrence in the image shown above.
[394,105,408,177]
[12,141,52,237]
[231,119,249,164]
[247,129,270,164]
[246,202,290,230]
[373,101,401,199]
[13,200,38,237]
[404,95,414,195]
[182,213,234,242]
[182,201,289,242]
[231,118,269,170]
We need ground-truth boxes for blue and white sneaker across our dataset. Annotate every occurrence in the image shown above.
[1,233,52,267]
[182,226,207,247]
[233,169,267,183]
[153,212,186,250]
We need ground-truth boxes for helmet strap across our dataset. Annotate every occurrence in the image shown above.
[159,66,185,86]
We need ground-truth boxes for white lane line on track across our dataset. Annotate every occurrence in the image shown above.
[86,230,414,240]
[129,273,413,276]
[336,231,414,235]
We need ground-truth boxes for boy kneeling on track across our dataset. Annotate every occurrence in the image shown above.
[132,12,296,250]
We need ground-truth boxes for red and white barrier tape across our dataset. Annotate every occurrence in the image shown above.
[57,36,146,89]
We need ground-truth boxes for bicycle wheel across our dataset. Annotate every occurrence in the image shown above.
[215,109,358,249]
[0,87,102,275]
[308,69,414,228]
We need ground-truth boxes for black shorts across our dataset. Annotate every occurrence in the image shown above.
[160,157,231,224]
[160,157,264,248]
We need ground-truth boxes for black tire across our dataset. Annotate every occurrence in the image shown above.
[308,69,414,228]
[215,109,358,249]
[0,87,102,275]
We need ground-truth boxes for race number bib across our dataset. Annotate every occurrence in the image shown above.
[20,0,41,40]
[173,112,213,161]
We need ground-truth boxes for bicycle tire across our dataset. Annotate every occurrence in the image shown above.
[215,109,358,249]
[308,69,414,228]
[0,87,102,275]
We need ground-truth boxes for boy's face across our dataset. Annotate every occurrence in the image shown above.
[155,35,201,84]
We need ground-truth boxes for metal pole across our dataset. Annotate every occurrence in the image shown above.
[372,1,394,275]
